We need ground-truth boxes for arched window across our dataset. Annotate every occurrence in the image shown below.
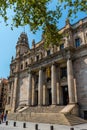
[25,62,28,67]
[75,38,81,48]
[21,64,23,70]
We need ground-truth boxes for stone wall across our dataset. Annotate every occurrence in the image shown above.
[73,55,87,117]
[19,72,29,106]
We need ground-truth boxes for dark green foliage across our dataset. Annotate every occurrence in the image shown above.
[0,0,86,47]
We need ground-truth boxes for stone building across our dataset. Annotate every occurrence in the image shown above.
[0,78,8,112]
[7,17,87,119]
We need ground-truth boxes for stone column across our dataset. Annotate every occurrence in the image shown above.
[43,84,48,105]
[57,82,60,105]
[51,63,57,105]
[38,68,43,106]
[11,75,18,112]
[32,75,35,106]
[28,71,32,106]
[56,66,60,105]
[67,58,75,104]
[74,78,78,103]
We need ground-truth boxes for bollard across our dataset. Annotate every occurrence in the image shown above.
[23,122,26,128]
[6,121,8,125]
[50,125,54,130]
[70,128,74,130]
[35,124,38,130]
[13,122,16,127]
[0,121,1,124]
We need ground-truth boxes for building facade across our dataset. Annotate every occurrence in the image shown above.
[7,17,87,119]
[0,78,8,112]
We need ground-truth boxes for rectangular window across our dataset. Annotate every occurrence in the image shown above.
[8,97,11,104]
[25,62,28,67]
[36,75,38,84]
[60,44,64,50]
[36,55,39,61]
[61,67,67,78]
[2,88,4,91]
[75,38,80,48]
[47,50,50,56]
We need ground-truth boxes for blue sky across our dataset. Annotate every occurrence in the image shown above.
[0,1,87,79]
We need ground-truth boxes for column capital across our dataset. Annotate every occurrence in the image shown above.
[28,70,36,77]
[14,73,18,78]
[67,57,72,61]
[66,50,73,60]
[28,68,32,74]
[51,62,57,66]
[39,66,44,71]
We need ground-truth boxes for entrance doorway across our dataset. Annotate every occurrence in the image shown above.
[84,111,87,119]
[35,90,38,106]
[62,86,69,105]
[48,88,52,105]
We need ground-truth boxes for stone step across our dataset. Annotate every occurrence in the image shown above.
[7,112,87,126]
[18,106,65,113]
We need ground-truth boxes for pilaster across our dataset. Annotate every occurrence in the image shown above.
[11,81,14,107]
[28,71,32,106]
[57,82,60,105]
[11,75,18,112]
[32,74,35,106]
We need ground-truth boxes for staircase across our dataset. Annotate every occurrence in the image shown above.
[18,106,64,113]
[7,105,87,126]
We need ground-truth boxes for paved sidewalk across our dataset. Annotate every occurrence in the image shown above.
[0,120,87,130]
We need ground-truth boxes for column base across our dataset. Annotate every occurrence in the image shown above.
[68,102,77,104]
[51,104,56,108]
[28,104,32,108]
[38,105,43,108]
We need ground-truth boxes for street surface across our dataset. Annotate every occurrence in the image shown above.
[0,120,87,130]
